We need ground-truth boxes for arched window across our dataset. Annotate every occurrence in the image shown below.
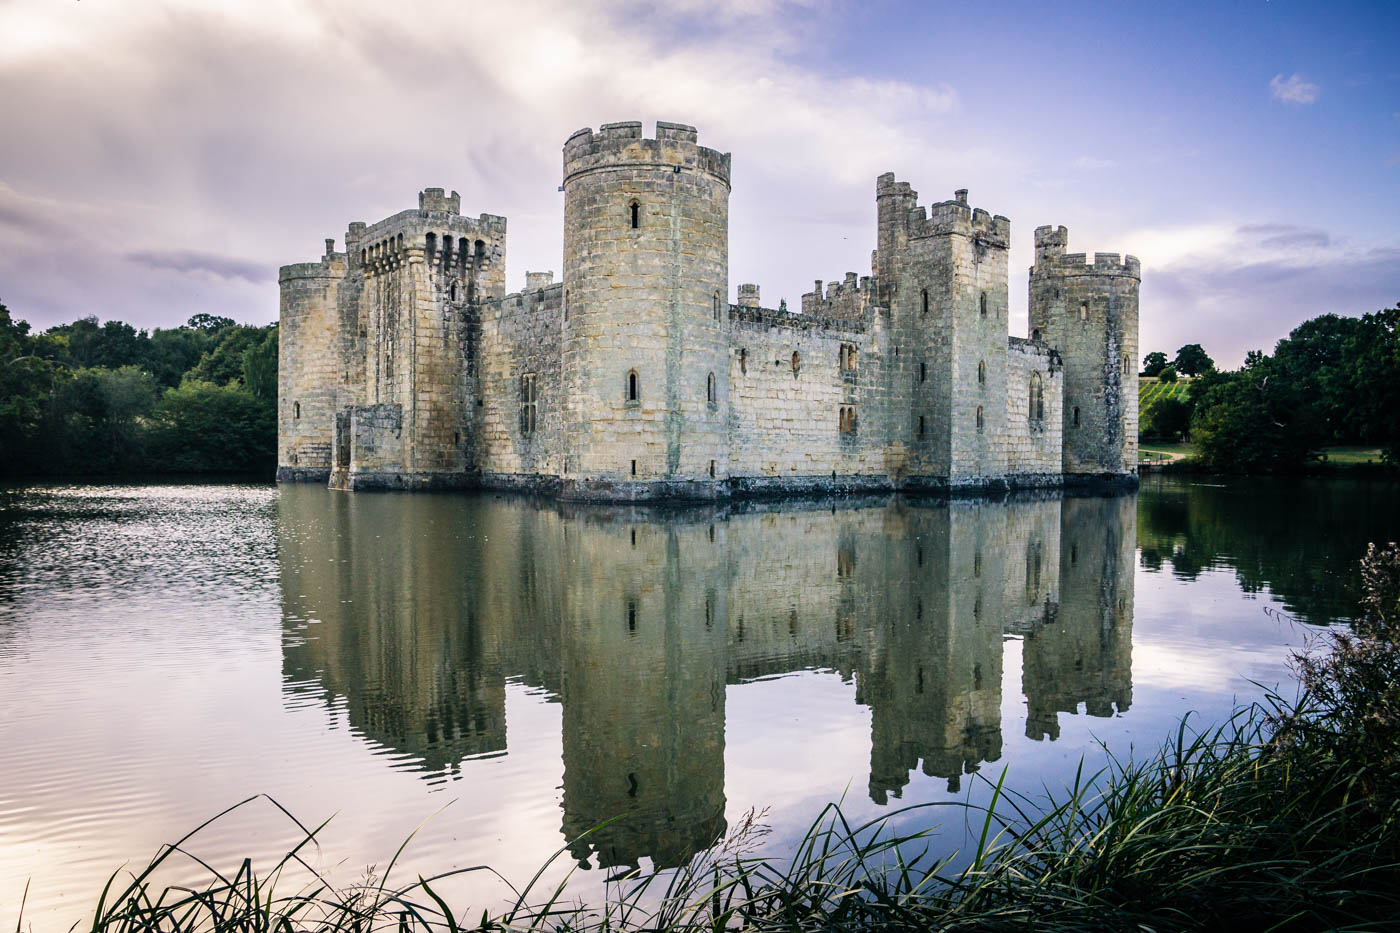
[293,401,300,419]
[791,351,800,375]
[475,240,486,259]
[740,348,747,374]
[626,369,639,402]
[713,291,721,321]
[976,406,984,432]
[359,249,366,265]
[450,281,457,301]
[1032,328,1041,341]
[1073,406,1080,427]
[978,360,986,384]
[1030,372,1044,424]
[979,292,988,317]
[425,232,436,255]
[629,201,640,229]
[706,371,716,404]
[921,288,929,315]
[458,237,468,259]
[397,233,403,250]
[1079,301,1089,321]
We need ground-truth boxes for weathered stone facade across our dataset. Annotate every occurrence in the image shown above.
[278,122,1140,499]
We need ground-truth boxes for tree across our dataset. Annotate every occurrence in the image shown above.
[1345,303,1400,463]
[1141,351,1169,377]
[187,313,236,333]
[1142,396,1192,442]
[240,328,278,403]
[1158,366,1177,383]
[145,326,215,388]
[187,324,274,387]
[1173,344,1214,377]
[1272,314,1367,445]
[147,381,275,474]
[47,316,151,370]
[1189,356,1321,472]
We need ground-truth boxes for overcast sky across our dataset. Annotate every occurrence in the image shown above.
[1,0,1396,366]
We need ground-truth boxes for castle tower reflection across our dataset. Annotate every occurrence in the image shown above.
[278,488,1136,869]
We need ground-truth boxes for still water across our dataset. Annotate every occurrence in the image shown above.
[0,477,1396,928]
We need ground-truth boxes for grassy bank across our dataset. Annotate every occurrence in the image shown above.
[41,547,1400,933]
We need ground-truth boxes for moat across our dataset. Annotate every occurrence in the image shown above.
[1,476,1396,928]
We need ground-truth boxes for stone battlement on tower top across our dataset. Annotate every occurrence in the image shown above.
[563,121,732,187]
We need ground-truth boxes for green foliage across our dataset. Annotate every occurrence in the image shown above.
[145,327,214,388]
[1190,356,1323,473]
[186,313,236,333]
[241,327,278,402]
[1141,350,1168,377]
[1141,395,1191,442]
[147,381,275,474]
[186,324,274,387]
[0,303,276,477]
[1173,342,1214,376]
[1157,365,1177,383]
[1180,300,1400,473]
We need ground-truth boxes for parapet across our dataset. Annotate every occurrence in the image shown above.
[525,271,555,291]
[737,283,761,308]
[563,120,731,187]
[419,188,461,214]
[1033,225,1140,279]
[800,271,876,321]
[880,176,1009,245]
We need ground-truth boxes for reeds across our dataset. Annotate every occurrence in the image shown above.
[53,692,1399,933]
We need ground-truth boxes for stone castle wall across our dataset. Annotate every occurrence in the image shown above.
[1004,337,1064,482]
[479,280,565,482]
[278,122,1140,498]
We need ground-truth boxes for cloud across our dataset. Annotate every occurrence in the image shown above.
[1269,73,1319,105]
[1125,220,1400,366]
[125,250,269,284]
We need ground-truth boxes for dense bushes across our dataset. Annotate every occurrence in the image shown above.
[0,301,276,478]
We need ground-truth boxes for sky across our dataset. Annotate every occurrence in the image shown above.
[0,0,1396,367]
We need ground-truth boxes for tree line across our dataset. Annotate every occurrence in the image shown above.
[1139,302,1400,472]
[1,302,277,477]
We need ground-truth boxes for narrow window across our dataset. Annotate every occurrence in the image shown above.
[631,459,637,476]
[1080,301,1089,321]
[980,292,988,317]
[626,369,639,402]
[1073,406,1080,427]
[791,351,800,375]
[627,600,637,632]
[475,240,485,259]
[976,405,984,432]
[1030,372,1044,424]
[1032,328,1041,341]
[706,371,716,404]
[520,373,537,434]
[293,401,300,419]
[920,361,927,383]
[713,291,721,321]
[1123,357,1130,375]
[921,288,929,315]
[978,360,985,384]
[450,281,457,301]
[709,459,716,478]
[629,201,639,229]
[740,348,747,374]
[458,237,467,260]
[918,415,925,437]
[563,289,568,321]
[425,232,436,255]
[359,249,366,265]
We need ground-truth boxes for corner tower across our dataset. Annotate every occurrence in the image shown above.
[560,121,732,499]
[278,239,351,483]
[1029,226,1139,479]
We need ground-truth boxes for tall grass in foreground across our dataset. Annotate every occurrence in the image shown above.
[35,545,1400,933]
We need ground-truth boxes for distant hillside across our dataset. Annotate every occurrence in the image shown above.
[1139,376,1191,414]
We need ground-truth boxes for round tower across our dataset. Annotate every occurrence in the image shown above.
[277,239,349,484]
[560,121,732,499]
[1028,226,1140,479]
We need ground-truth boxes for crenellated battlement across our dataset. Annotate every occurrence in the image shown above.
[418,188,461,214]
[800,271,877,321]
[563,120,731,187]
[1032,227,1139,278]
[909,189,1011,244]
[343,196,507,278]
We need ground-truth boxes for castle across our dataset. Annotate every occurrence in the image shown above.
[277,120,1140,499]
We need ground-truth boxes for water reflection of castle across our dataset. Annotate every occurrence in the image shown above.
[279,490,1134,870]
